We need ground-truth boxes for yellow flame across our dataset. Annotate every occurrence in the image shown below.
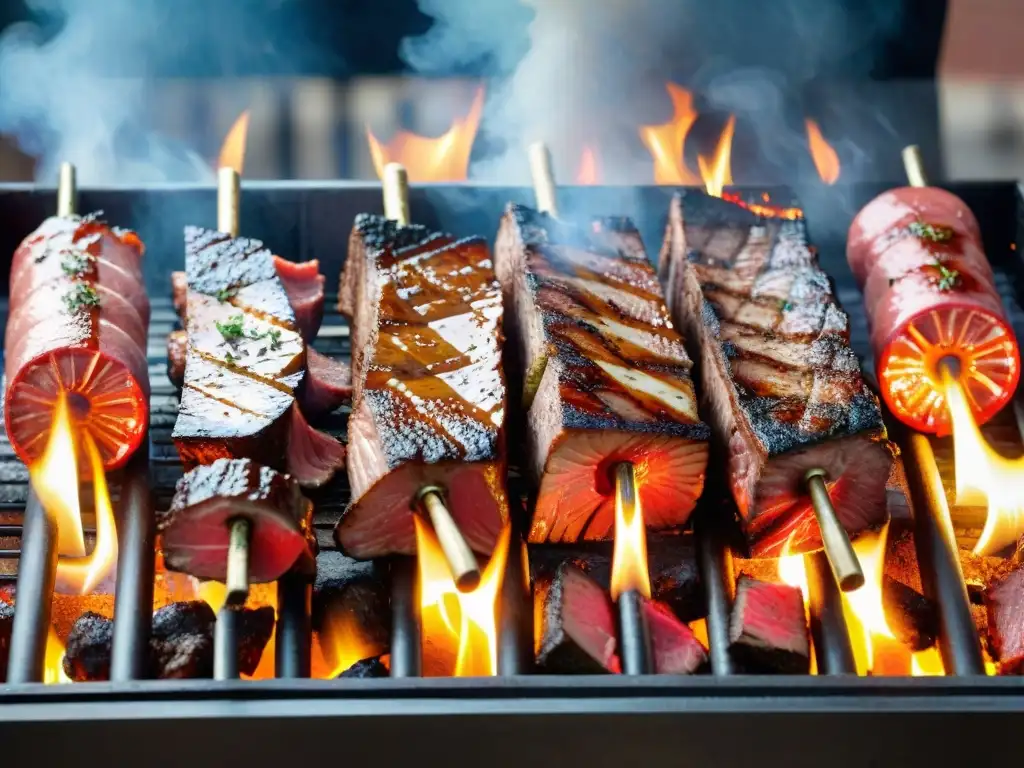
[318,601,382,678]
[911,647,945,676]
[610,464,651,600]
[638,83,702,185]
[43,626,71,685]
[415,516,511,677]
[575,144,600,185]
[777,535,817,675]
[697,115,736,198]
[218,110,251,174]
[198,581,228,614]
[943,368,1024,557]
[367,86,485,182]
[29,392,85,557]
[805,118,840,185]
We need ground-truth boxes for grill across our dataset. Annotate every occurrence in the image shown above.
[1,181,1024,767]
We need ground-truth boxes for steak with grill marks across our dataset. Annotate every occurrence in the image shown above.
[659,193,892,557]
[494,204,709,544]
[334,215,508,559]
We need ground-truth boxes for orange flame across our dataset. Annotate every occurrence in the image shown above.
[576,144,600,185]
[638,83,702,185]
[367,86,485,182]
[697,115,736,198]
[416,516,510,676]
[218,110,251,175]
[30,392,118,595]
[317,600,382,678]
[943,369,1024,557]
[610,464,650,600]
[778,536,817,675]
[911,647,945,676]
[196,581,279,679]
[805,119,840,185]
[44,626,71,684]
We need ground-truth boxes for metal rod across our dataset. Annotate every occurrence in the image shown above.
[902,145,929,188]
[694,505,736,676]
[224,518,250,607]
[528,142,559,216]
[805,551,857,675]
[213,606,241,680]
[418,487,480,593]
[7,490,58,684]
[389,556,421,678]
[217,166,240,236]
[274,572,312,679]
[902,430,986,675]
[805,469,865,591]
[382,163,410,226]
[498,530,533,676]
[109,450,155,683]
[57,162,76,217]
[617,590,654,675]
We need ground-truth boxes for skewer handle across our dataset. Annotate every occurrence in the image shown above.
[57,162,77,217]
[419,487,481,592]
[383,163,411,226]
[804,469,865,592]
[218,167,241,237]
[902,145,928,189]
[225,517,251,607]
[528,142,559,217]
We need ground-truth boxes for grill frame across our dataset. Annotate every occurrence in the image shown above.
[1,181,1024,765]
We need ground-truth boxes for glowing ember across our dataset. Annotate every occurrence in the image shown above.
[610,464,650,600]
[721,191,804,221]
[44,626,71,685]
[638,83,702,185]
[805,119,840,185]
[943,367,1024,557]
[218,110,251,174]
[317,600,382,678]
[576,144,600,185]
[367,86,485,182]
[697,115,736,198]
[416,515,510,676]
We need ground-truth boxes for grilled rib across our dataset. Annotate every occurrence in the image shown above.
[494,204,709,544]
[659,193,892,557]
[333,215,509,559]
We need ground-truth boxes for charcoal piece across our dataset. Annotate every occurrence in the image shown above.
[729,576,810,674]
[63,612,114,682]
[529,534,704,622]
[536,562,620,674]
[151,633,214,679]
[338,656,388,679]
[984,565,1024,674]
[0,599,14,682]
[960,548,1015,603]
[883,526,924,593]
[152,600,216,639]
[237,605,275,676]
[312,550,390,656]
[883,575,938,651]
[644,599,707,675]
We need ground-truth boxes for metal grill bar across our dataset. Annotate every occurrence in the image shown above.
[806,551,857,675]
[275,574,312,678]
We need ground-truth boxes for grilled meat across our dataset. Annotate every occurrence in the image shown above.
[729,575,810,674]
[536,562,620,674]
[984,564,1024,674]
[5,215,149,475]
[494,204,709,544]
[167,328,187,389]
[660,193,892,556]
[159,458,313,583]
[644,598,707,674]
[334,215,508,559]
[302,348,352,418]
[287,402,346,487]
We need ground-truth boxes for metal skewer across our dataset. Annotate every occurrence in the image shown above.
[613,462,655,675]
[381,162,482,593]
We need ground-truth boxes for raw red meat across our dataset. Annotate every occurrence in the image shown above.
[536,562,621,674]
[302,347,352,417]
[644,598,707,675]
[729,575,810,674]
[286,402,346,488]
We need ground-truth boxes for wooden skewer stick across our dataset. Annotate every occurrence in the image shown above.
[57,162,77,218]
[804,469,864,591]
[528,142,559,217]
[380,163,482,593]
[218,166,241,237]
[902,145,929,189]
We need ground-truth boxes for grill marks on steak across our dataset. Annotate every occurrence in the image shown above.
[494,204,709,544]
[660,194,892,556]
[158,458,313,583]
[334,215,509,559]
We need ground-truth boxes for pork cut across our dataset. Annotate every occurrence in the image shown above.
[334,215,508,559]
[659,193,892,557]
[158,458,313,583]
[494,204,709,544]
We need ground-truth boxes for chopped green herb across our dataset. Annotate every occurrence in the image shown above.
[246,326,283,350]
[224,350,237,365]
[215,314,245,340]
[63,283,100,313]
[779,299,793,312]
[60,252,93,278]
[909,220,954,243]
[215,287,235,302]
[935,262,961,291]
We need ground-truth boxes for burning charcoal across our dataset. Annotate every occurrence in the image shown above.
[644,599,707,675]
[884,526,924,593]
[312,550,390,654]
[984,566,1024,674]
[883,575,938,651]
[0,599,13,682]
[148,600,216,679]
[152,600,216,639]
[729,576,810,674]
[338,656,388,679]
[63,612,114,682]
[237,606,275,676]
[536,562,620,674]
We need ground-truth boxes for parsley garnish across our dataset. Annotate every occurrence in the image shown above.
[246,326,282,350]
[60,252,93,278]
[909,220,954,243]
[215,314,245,340]
[215,287,235,302]
[779,299,793,312]
[935,263,961,291]
[63,283,100,313]
[224,350,237,365]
